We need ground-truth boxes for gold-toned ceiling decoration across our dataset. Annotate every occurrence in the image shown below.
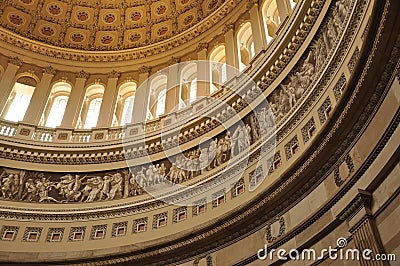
[0,0,224,50]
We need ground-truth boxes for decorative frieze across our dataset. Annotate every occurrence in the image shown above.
[133,217,148,233]
[318,97,332,124]
[22,227,42,242]
[333,74,347,100]
[112,222,128,237]
[348,46,360,73]
[90,224,107,240]
[301,117,316,143]
[153,212,168,229]
[284,135,299,160]
[0,225,19,241]
[46,228,64,242]
[68,226,86,241]
[265,216,285,244]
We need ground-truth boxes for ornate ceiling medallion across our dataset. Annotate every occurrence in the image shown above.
[76,10,90,22]
[40,26,55,37]
[8,14,24,26]
[157,26,168,36]
[130,11,142,22]
[101,35,114,45]
[156,5,167,15]
[183,15,194,25]
[104,13,116,24]
[129,33,141,42]
[70,32,85,43]
[47,3,62,16]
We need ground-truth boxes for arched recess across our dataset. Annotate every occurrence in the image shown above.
[180,63,197,107]
[262,0,280,43]
[40,81,72,128]
[77,84,105,129]
[150,75,168,119]
[236,22,255,71]
[113,81,137,126]
[1,74,39,122]
[209,45,227,94]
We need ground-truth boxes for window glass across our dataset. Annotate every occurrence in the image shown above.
[84,98,102,128]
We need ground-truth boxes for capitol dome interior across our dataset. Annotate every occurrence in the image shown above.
[0,0,399,265]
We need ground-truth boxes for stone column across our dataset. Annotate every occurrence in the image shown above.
[22,66,56,125]
[196,43,210,97]
[61,71,89,128]
[276,0,292,23]
[247,0,267,54]
[131,66,151,123]
[339,190,389,266]
[96,70,121,127]
[165,57,180,113]
[223,23,239,80]
[0,57,23,115]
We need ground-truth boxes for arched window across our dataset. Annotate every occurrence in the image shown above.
[114,82,137,126]
[41,82,72,127]
[155,88,166,118]
[1,76,37,122]
[209,45,227,94]
[262,0,279,43]
[237,22,255,71]
[180,63,197,107]
[77,84,105,129]
[150,75,168,118]
[84,98,102,129]
[121,95,135,126]
[45,96,68,127]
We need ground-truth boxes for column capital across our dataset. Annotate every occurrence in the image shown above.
[168,56,180,65]
[108,70,121,79]
[223,23,235,34]
[337,189,372,222]
[9,56,23,67]
[196,42,208,52]
[77,70,89,79]
[139,65,151,74]
[43,66,56,75]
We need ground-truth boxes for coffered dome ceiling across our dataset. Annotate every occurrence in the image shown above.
[0,0,227,51]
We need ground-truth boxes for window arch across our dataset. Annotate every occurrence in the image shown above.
[114,82,137,126]
[262,0,280,43]
[150,75,168,118]
[1,75,38,122]
[237,22,255,71]
[78,84,105,129]
[209,45,227,94]
[41,82,72,128]
[180,63,197,107]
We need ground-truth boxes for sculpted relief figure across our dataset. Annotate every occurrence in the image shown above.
[56,174,85,202]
